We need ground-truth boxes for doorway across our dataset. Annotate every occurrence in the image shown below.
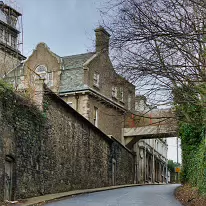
[4,156,14,201]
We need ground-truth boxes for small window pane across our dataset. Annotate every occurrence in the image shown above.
[93,72,99,87]
[112,86,117,98]
[47,72,53,87]
[11,36,16,48]
[5,31,9,42]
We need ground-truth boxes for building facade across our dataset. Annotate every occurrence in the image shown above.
[135,98,168,183]
[5,26,168,185]
[0,1,25,78]
[6,27,136,142]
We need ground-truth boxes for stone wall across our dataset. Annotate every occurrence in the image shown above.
[41,89,134,194]
[0,82,45,200]
[0,83,134,201]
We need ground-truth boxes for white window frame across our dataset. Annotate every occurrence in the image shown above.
[94,106,98,127]
[93,72,100,88]
[120,87,124,102]
[35,65,54,88]
[112,86,118,98]
[47,72,53,87]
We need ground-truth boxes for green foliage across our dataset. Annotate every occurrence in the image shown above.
[168,160,180,173]
[0,79,46,127]
[176,86,206,194]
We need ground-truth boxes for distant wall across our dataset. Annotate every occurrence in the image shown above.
[0,82,134,201]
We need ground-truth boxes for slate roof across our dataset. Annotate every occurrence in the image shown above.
[4,51,96,93]
[59,52,96,93]
[62,52,95,70]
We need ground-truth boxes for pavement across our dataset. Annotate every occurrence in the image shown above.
[17,184,181,206]
[45,184,182,206]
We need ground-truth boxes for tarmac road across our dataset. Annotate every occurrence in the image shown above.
[45,184,182,206]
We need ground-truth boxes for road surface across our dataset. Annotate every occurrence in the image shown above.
[46,184,182,206]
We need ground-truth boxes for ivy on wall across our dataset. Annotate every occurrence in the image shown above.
[175,85,206,194]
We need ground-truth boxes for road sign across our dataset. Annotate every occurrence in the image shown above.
[175,167,181,173]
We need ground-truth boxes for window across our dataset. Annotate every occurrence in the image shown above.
[0,28,3,38]
[35,65,54,88]
[47,72,53,87]
[11,36,16,48]
[128,94,131,110]
[93,72,100,87]
[4,31,9,42]
[93,106,98,127]
[112,86,118,98]
[36,65,47,79]
[120,87,124,102]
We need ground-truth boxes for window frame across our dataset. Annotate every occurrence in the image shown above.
[11,35,16,48]
[112,86,118,99]
[119,87,124,102]
[93,106,98,127]
[93,72,100,88]
[4,30,9,43]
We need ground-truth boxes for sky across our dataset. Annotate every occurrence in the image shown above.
[13,0,181,163]
[167,138,182,163]
[16,0,105,57]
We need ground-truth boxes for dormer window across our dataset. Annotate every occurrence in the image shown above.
[112,86,118,98]
[93,72,100,88]
[35,65,53,87]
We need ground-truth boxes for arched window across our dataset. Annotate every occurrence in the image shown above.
[35,65,53,87]
[35,65,47,79]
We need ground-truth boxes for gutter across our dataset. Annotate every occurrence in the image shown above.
[59,88,127,112]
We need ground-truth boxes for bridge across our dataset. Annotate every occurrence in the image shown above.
[123,111,178,149]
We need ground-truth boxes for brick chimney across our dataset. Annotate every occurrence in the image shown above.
[95,27,110,53]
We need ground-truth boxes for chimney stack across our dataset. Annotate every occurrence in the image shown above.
[95,26,110,53]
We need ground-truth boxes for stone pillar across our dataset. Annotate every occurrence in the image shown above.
[33,78,44,111]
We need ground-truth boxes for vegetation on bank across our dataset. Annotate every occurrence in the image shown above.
[176,184,206,206]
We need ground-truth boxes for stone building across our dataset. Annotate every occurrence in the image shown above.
[134,138,168,184]
[5,26,168,185]
[0,1,25,78]
[6,27,136,142]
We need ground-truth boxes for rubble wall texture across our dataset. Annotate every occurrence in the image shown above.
[0,84,134,201]
[41,90,134,194]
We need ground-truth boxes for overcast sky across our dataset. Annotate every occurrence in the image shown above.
[14,0,181,163]
[17,0,105,57]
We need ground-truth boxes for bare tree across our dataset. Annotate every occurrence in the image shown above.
[102,0,206,108]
